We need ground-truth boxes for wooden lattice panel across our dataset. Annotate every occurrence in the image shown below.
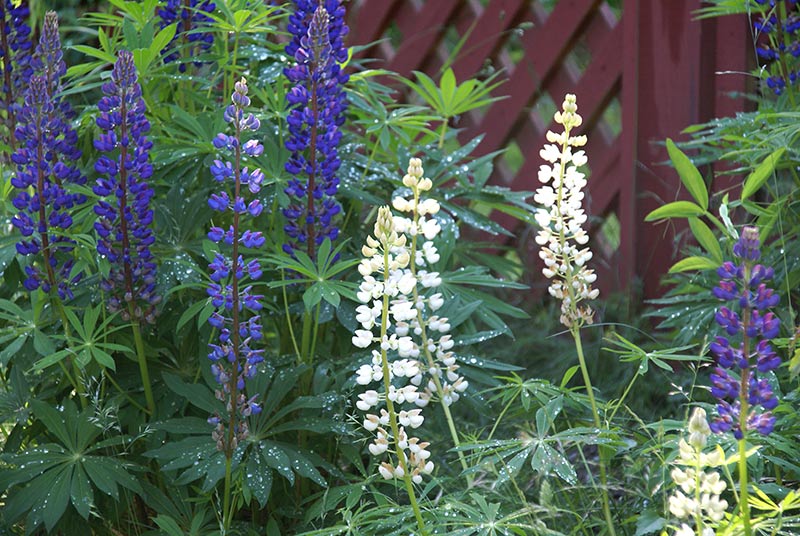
[348,1,751,298]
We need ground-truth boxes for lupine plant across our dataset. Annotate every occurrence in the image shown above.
[283,0,349,259]
[708,226,781,535]
[533,94,614,535]
[0,0,32,149]
[353,158,471,534]
[93,49,160,413]
[2,1,800,536]
[156,0,216,72]
[206,76,266,534]
[10,11,84,301]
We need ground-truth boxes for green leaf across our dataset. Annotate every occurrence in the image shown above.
[153,515,185,536]
[42,465,72,532]
[72,45,117,63]
[150,23,177,54]
[668,256,719,273]
[162,373,221,414]
[31,400,73,449]
[70,464,93,520]
[0,335,27,366]
[741,147,785,200]
[245,453,273,508]
[688,217,723,263]
[666,138,708,210]
[644,201,705,221]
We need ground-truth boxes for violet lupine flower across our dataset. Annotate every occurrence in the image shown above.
[156,0,215,72]
[29,12,85,193]
[93,51,160,324]
[753,1,800,94]
[709,226,781,439]
[10,12,85,300]
[282,0,349,258]
[206,78,265,454]
[0,0,33,148]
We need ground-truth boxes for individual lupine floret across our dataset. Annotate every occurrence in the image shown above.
[10,13,85,300]
[93,50,160,323]
[282,0,349,258]
[206,78,265,454]
[668,408,728,536]
[156,0,216,72]
[353,206,435,485]
[709,226,781,439]
[0,0,33,148]
[534,94,598,327]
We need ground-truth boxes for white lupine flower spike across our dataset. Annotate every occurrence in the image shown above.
[668,408,729,535]
[534,94,598,328]
[353,158,472,496]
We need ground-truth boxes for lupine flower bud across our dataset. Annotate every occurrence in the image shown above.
[534,94,597,327]
[282,0,349,258]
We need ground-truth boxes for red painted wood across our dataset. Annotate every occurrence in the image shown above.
[467,0,602,154]
[345,0,750,298]
[388,0,463,76]
[348,0,402,51]
[450,0,527,80]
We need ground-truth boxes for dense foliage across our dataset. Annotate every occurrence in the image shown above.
[0,1,798,535]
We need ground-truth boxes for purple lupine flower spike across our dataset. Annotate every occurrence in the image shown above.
[0,0,33,149]
[93,50,160,324]
[709,226,781,438]
[753,1,800,94]
[10,12,84,300]
[206,77,265,454]
[282,0,349,259]
[156,0,215,72]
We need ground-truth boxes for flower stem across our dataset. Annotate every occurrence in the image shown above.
[571,327,616,536]
[129,316,155,415]
[222,455,233,535]
[380,246,427,536]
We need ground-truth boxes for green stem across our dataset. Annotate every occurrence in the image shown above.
[281,271,301,359]
[572,328,616,536]
[52,300,86,407]
[129,317,155,415]
[222,455,233,535]
[102,367,149,413]
[437,120,448,149]
[379,246,427,536]
[738,437,752,536]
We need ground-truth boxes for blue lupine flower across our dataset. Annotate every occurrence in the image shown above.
[0,0,33,148]
[753,1,800,94]
[282,0,349,258]
[206,78,265,453]
[709,226,781,438]
[93,50,160,324]
[10,12,84,300]
[156,0,215,72]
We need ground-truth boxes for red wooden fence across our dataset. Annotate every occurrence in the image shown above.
[347,0,752,299]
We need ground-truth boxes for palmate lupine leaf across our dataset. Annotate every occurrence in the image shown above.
[0,400,140,532]
[147,364,341,507]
